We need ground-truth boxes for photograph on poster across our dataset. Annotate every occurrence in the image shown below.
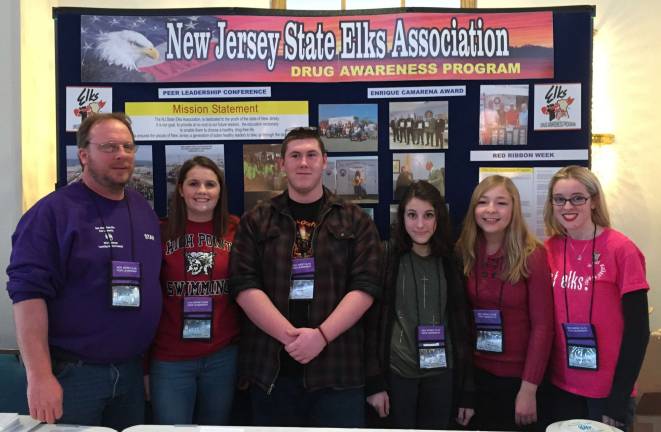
[243,144,287,211]
[318,104,378,152]
[479,85,529,145]
[534,83,581,130]
[66,145,154,208]
[389,101,449,150]
[323,156,378,204]
[392,152,445,200]
[165,144,225,213]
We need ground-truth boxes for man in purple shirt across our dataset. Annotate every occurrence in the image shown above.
[6,113,161,429]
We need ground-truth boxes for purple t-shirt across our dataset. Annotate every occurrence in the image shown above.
[7,182,162,363]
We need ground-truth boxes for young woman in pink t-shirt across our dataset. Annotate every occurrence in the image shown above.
[457,175,554,431]
[541,165,650,430]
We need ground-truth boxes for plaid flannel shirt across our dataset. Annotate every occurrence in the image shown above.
[229,188,382,391]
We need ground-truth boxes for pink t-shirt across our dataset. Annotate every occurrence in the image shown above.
[545,228,648,398]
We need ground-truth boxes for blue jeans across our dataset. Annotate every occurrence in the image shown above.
[150,344,238,425]
[53,356,144,430]
[250,375,365,427]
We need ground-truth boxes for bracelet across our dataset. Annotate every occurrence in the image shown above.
[317,326,329,346]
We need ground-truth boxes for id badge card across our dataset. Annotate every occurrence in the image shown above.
[182,296,213,341]
[473,309,504,353]
[291,257,315,277]
[110,260,141,308]
[417,325,447,369]
[289,279,314,300]
[562,323,598,370]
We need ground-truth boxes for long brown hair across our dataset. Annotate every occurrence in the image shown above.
[391,180,452,258]
[457,175,540,283]
[164,156,229,241]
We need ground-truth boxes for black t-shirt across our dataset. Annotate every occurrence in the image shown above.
[280,196,323,376]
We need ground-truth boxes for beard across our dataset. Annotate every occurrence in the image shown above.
[85,157,134,192]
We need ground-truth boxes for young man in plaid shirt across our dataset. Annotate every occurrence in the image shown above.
[230,127,382,427]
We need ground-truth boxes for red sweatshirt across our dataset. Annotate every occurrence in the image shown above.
[151,217,240,361]
[466,244,554,385]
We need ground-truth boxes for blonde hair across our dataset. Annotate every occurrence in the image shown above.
[457,175,540,283]
[543,165,611,237]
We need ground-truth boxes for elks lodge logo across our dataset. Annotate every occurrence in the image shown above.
[540,84,574,122]
[73,87,107,120]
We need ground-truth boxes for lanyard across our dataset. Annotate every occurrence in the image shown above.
[86,185,135,262]
[562,224,597,323]
[474,251,506,309]
[407,253,445,326]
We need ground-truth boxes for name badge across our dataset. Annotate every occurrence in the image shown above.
[291,257,315,276]
[109,260,141,308]
[562,323,598,370]
[473,309,504,353]
[289,279,314,300]
[182,296,213,341]
[417,325,447,369]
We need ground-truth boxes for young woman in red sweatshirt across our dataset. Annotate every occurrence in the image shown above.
[457,175,554,431]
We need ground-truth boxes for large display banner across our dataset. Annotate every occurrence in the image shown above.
[80,11,554,83]
[58,5,594,235]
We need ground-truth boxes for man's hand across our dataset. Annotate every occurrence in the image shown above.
[284,328,326,364]
[27,372,63,424]
[14,299,62,424]
[366,391,390,418]
[515,381,538,426]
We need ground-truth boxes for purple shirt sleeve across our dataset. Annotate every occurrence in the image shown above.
[7,196,65,303]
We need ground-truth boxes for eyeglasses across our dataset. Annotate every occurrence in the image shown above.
[551,195,590,206]
[90,142,138,154]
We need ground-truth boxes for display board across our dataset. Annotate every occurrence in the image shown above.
[54,6,594,238]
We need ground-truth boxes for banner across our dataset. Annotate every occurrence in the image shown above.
[80,10,554,83]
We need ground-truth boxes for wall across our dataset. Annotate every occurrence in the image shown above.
[0,0,22,348]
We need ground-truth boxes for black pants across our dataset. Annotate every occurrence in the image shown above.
[470,368,535,432]
[389,369,453,430]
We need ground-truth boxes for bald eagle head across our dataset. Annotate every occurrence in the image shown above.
[95,30,159,71]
